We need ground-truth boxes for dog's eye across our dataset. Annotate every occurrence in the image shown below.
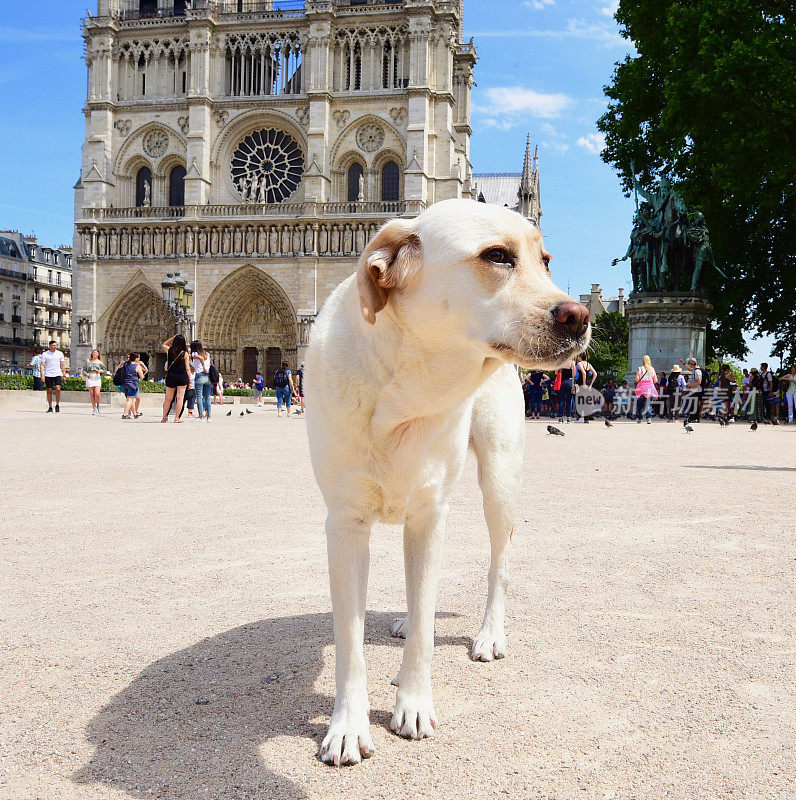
[542,253,552,273]
[482,247,515,267]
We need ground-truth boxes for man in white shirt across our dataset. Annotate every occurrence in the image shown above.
[41,340,66,413]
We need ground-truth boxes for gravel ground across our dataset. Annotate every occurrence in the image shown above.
[1,405,794,800]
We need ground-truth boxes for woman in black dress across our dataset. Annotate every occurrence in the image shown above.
[160,334,191,423]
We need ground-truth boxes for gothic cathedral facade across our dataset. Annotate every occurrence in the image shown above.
[73,0,540,383]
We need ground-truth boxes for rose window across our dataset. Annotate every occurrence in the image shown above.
[230,128,304,203]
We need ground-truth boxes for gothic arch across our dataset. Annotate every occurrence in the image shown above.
[198,265,298,378]
[330,113,405,167]
[100,280,173,368]
[113,121,187,178]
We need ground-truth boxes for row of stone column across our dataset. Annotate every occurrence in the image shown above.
[78,220,385,259]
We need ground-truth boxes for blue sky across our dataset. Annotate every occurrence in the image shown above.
[0,0,776,365]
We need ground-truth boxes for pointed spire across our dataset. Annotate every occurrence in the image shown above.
[520,133,533,191]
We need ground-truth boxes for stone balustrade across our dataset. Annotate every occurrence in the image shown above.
[81,200,409,221]
[76,211,416,260]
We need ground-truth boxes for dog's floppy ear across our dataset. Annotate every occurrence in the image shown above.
[357,218,422,324]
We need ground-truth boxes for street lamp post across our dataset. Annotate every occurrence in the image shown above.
[161,271,194,338]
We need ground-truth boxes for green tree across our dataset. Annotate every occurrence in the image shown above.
[589,311,629,384]
[598,1,795,363]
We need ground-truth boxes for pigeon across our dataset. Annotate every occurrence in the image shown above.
[684,424,694,433]
[750,421,758,431]
[226,410,232,417]
[547,425,565,436]
[245,408,253,415]
[604,419,613,428]
[240,411,245,417]
[718,417,726,427]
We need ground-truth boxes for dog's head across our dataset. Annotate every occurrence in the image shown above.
[357,199,590,369]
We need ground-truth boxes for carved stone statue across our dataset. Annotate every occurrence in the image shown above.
[78,317,90,345]
[613,168,725,293]
[257,176,267,204]
[143,179,151,207]
[357,173,365,202]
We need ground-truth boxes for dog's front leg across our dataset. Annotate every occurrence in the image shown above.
[319,514,375,766]
[391,502,446,739]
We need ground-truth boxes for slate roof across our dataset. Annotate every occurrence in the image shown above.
[472,173,521,212]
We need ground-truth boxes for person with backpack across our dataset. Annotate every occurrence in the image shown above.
[253,371,265,408]
[118,352,147,420]
[272,360,295,418]
[633,354,658,424]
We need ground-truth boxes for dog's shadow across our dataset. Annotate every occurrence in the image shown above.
[73,611,463,799]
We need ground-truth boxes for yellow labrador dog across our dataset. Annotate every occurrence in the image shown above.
[306,199,590,765]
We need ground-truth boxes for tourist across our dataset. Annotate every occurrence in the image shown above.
[213,372,225,405]
[555,360,575,423]
[295,361,306,414]
[526,370,544,419]
[741,368,750,408]
[617,380,630,417]
[41,340,66,413]
[746,368,762,421]
[185,368,196,418]
[633,354,658,424]
[760,363,777,423]
[779,365,796,424]
[253,371,265,407]
[683,357,703,423]
[28,351,44,391]
[273,360,295,418]
[83,349,106,415]
[120,352,146,419]
[602,380,616,418]
[718,364,735,420]
[666,365,686,421]
[161,334,190,424]
[658,369,668,401]
[575,354,597,422]
[191,340,213,422]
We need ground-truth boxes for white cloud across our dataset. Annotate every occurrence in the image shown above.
[472,17,626,48]
[481,118,516,131]
[481,86,572,119]
[539,122,571,154]
[576,132,606,155]
[601,1,620,18]
[522,0,555,9]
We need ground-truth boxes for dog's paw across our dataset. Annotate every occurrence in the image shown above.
[319,711,375,766]
[471,629,507,662]
[390,692,437,740]
[390,616,409,638]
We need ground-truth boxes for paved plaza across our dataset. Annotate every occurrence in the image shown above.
[2,405,794,800]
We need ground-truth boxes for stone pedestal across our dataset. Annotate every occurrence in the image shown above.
[625,293,712,384]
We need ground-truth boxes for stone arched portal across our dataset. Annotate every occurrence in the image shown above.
[101,283,174,378]
[199,265,297,385]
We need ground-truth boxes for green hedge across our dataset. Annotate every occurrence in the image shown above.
[137,381,166,393]
[222,387,254,396]
[1,374,113,391]
[0,374,33,390]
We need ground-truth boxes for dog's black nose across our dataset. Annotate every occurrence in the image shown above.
[551,301,590,338]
